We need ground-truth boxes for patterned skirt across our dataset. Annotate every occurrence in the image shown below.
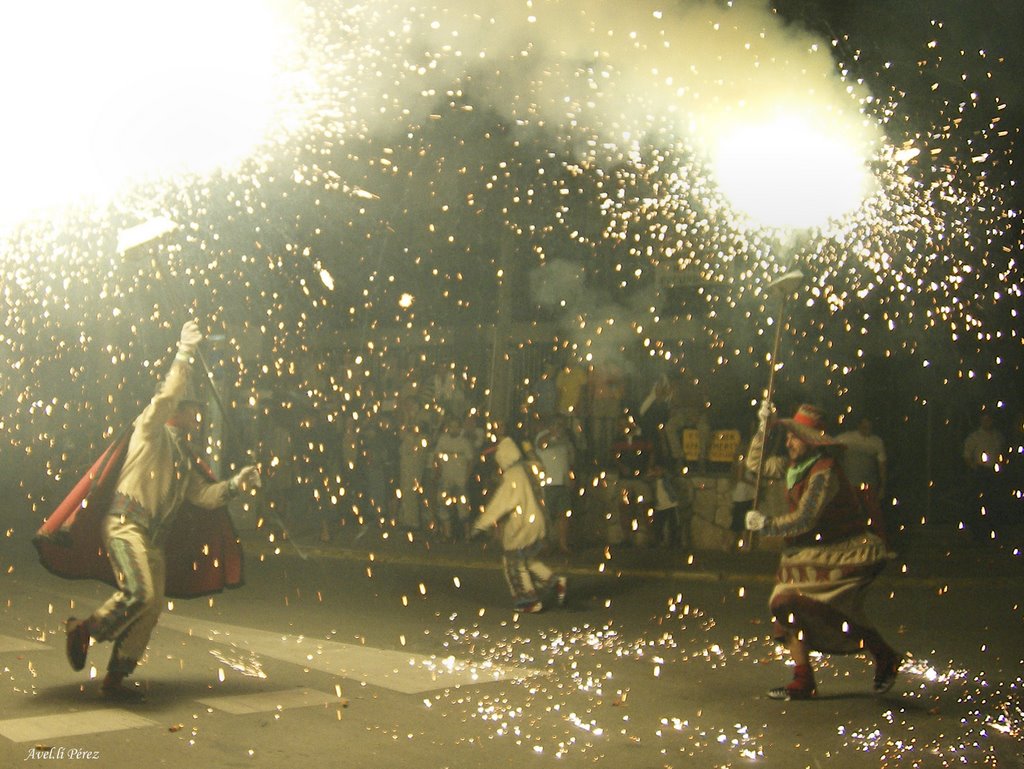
[769,532,891,654]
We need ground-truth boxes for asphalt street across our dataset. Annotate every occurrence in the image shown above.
[1,523,1022,769]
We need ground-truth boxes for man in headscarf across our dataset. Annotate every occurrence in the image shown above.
[55,321,260,698]
[745,402,900,701]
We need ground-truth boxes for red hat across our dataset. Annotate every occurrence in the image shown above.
[775,404,841,446]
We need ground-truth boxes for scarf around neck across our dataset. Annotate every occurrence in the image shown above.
[786,452,823,490]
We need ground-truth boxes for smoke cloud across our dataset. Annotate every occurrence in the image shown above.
[318,0,881,162]
[355,0,881,367]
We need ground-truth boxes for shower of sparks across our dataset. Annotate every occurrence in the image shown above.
[0,1,1020,763]
[427,599,1022,765]
[0,2,1016,504]
[208,648,269,680]
[0,3,1019,488]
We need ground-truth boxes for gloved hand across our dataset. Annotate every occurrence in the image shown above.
[745,509,767,531]
[229,465,261,495]
[757,399,775,427]
[178,320,203,356]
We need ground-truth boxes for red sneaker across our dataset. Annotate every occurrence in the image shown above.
[768,681,817,701]
[554,576,568,607]
[768,664,816,700]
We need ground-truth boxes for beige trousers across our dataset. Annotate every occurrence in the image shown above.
[90,515,166,675]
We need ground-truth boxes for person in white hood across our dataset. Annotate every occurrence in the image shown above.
[472,437,566,612]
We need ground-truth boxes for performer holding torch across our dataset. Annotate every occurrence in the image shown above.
[744,400,900,700]
[37,321,260,698]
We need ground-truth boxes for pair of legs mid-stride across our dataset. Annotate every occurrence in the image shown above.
[66,514,164,699]
[502,543,567,613]
[768,590,901,701]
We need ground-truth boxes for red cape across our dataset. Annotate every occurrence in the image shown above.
[34,430,245,599]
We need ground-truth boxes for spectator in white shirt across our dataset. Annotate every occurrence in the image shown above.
[962,412,1008,540]
[836,416,889,543]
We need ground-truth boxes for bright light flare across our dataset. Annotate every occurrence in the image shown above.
[711,112,874,230]
[0,0,299,230]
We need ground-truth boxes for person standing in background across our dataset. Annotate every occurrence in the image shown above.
[397,396,429,534]
[433,416,476,541]
[556,360,590,463]
[589,362,625,467]
[535,415,576,553]
[836,415,888,542]
[962,411,1008,540]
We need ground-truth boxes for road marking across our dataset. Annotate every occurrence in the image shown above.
[197,687,339,714]
[160,614,542,694]
[0,710,156,743]
[0,634,50,654]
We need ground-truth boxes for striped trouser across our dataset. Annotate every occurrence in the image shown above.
[90,513,166,675]
[502,543,553,607]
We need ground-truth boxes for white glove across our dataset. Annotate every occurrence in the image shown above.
[757,399,775,426]
[178,320,203,356]
[745,509,767,531]
[229,465,261,495]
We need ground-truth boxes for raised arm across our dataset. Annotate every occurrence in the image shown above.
[745,400,786,480]
[138,321,202,436]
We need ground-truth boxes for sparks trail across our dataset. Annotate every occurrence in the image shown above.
[0,1,1018,607]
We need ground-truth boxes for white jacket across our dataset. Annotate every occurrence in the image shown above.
[474,438,547,551]
[115,356,231,532]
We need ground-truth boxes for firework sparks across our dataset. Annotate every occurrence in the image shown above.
[0,1,1020,764]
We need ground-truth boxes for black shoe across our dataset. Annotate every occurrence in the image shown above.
[873,651,901,694]
[65,618,90,672]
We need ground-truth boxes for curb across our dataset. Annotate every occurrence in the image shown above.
[240,535,1019,589]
